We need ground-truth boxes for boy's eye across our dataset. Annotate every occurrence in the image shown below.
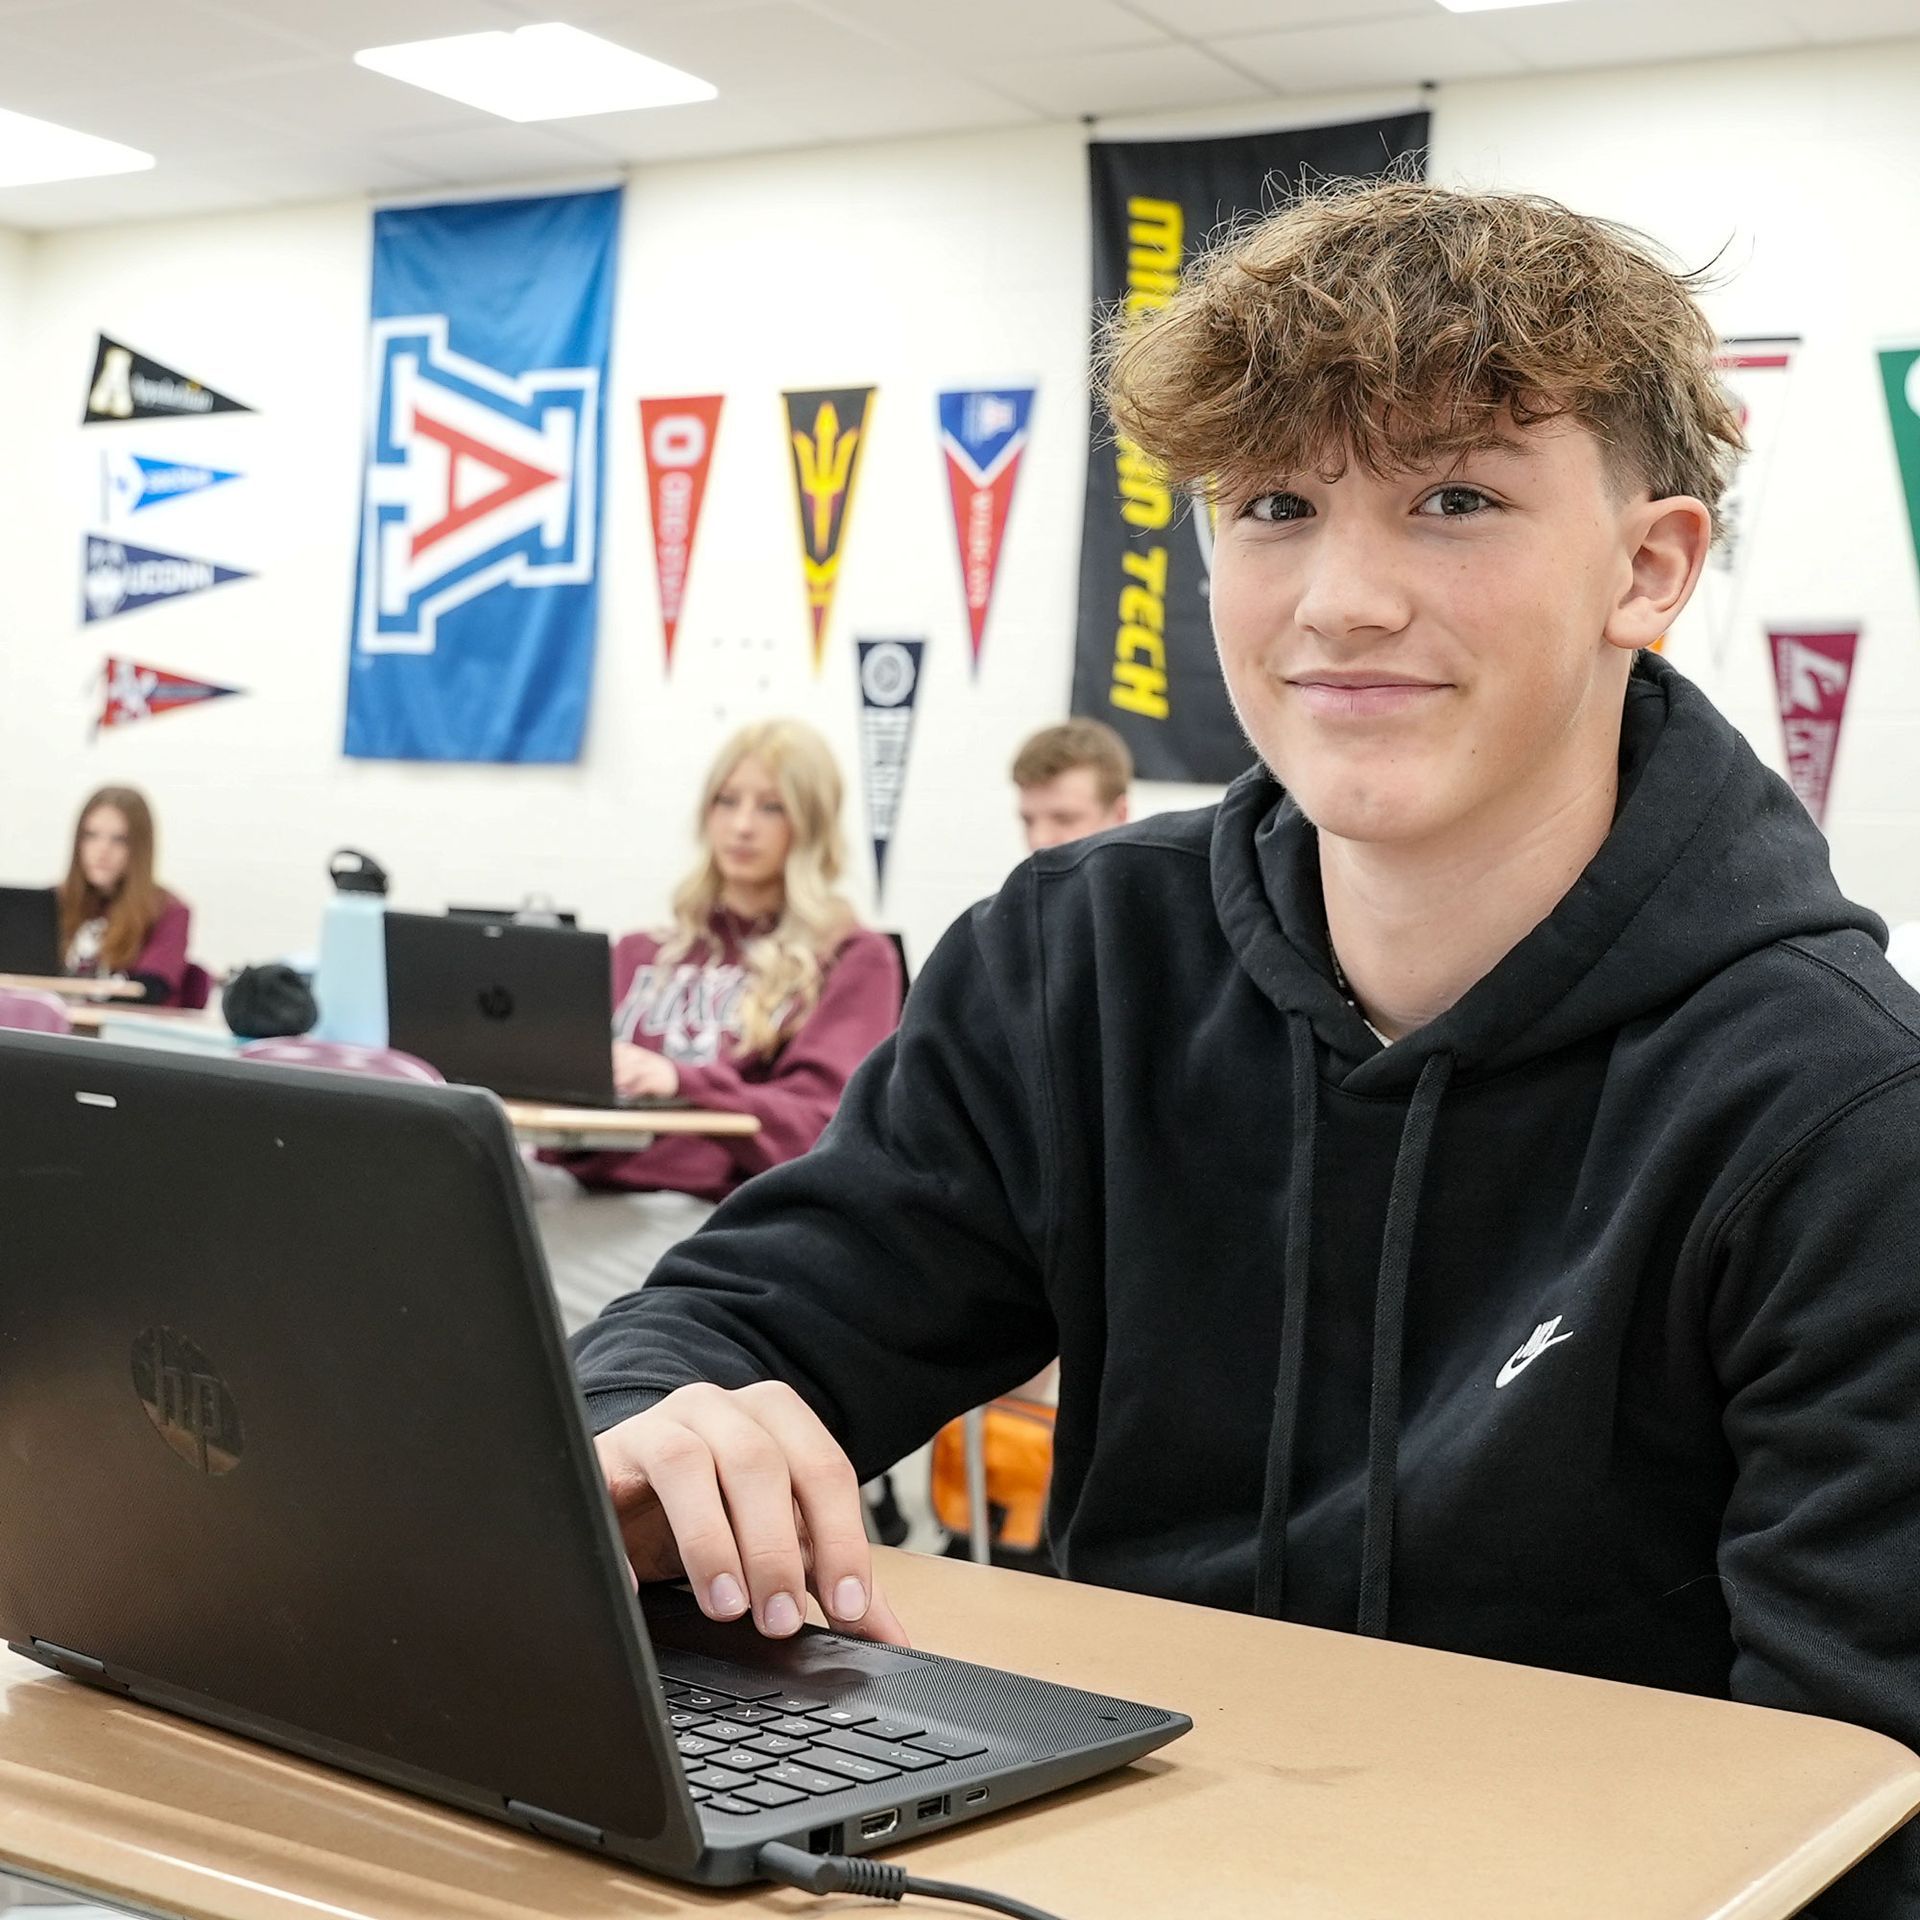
[1241,491,1313,523]
[1417,485,1497,518]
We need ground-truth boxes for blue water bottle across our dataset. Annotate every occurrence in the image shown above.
[311,848,390,1046]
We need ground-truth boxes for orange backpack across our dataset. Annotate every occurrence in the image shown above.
[930,1395,1056,1555]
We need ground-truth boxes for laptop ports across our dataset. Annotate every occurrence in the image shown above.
[859,1809,899,1840]
[964,1787,989,1806]
[916,1794,950,1822]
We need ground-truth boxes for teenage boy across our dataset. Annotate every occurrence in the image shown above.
[1012,717,1132,851]
[573,182,1920,1912]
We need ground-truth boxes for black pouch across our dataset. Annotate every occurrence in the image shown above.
[222,963,318,1039]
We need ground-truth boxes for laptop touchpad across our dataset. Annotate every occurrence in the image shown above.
[641,1583,927,1691]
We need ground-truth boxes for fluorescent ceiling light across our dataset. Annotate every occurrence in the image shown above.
[0,107,153,189]
[1433,0,1579,10]
[354,22,716,122]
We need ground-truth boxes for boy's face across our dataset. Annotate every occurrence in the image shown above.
[1210,419,1692,848]
[1018,768,1128,852]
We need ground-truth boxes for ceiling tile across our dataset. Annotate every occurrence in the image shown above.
[1775,0,1920,42]
[189,60,498,142]
[0,23,132,111]
[1214,16,1524,91]
[0,0,315,86]
[1464,0,1806,70]
[376,120,617,185]
[497,0,756,22]
[818,0,1168,60]
[571,2,915,90]
[785,72,1045,145]
[1126,0,1433,32]
[0,166,276,229]
[191,141,442,199]
[986,41,1271,115]
[7,84,287,160]
[192,0,528,57]
[561,92,824,162]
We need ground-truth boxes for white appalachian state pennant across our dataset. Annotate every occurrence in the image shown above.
[1768,625,1860,829]
[82,535,252,624]
[97,658,241,732]
[856,638,924,899]
[83,334,253,423]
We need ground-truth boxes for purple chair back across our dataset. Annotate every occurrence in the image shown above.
[0,989,74,1036]
[237,1038,444,1084]
[180,962,214,1012]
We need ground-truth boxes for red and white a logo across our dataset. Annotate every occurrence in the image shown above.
[358,315,598,656]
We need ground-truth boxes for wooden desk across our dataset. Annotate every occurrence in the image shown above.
[52,1028,757,1148]
[0,975,142,1002]
[66,1003,223,1035]
[502,1100,760,1150]
[0,1549,1913,1919]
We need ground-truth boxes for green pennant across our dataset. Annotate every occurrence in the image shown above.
[1879,347,1920,592]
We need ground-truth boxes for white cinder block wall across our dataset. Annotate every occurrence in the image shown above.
[2,36,1918,978]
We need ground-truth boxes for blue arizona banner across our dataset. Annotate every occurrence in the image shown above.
[345,187,619,762]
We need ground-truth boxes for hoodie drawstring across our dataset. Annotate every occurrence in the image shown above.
[1253,1014,1321,1617]
[1355,1050,1453,1638]
[1254,1022,1454,1638]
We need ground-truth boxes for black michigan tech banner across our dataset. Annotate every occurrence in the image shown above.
[1071,113,1429,783]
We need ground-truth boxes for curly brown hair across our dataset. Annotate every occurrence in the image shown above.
[1102,178,1745,526]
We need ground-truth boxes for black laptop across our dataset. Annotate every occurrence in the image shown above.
[0,1033,1186,1886]
[385,910,642,1106]
[0,885,61,976]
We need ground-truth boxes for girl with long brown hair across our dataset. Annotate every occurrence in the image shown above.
[533,719,903,1330]
[58,786,195,1005]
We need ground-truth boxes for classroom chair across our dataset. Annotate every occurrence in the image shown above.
[0,989,73,1036]
[179,962,214,1012]
[236,1038,444,1084]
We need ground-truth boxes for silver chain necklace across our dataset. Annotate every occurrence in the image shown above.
[1327,930,1392,1047]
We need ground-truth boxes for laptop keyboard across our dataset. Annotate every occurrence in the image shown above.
[658,1671,988,1820]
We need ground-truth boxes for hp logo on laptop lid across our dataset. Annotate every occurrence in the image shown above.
[131,1327,244,1476]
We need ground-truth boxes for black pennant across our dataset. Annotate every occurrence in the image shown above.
[83,334,253,424]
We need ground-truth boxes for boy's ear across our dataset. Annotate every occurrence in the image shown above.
[1605,496,1713,653]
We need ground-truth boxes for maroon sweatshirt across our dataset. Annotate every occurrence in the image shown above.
[65,893,193,1006]
[555,911,904,1202]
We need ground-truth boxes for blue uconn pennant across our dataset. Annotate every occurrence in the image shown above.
[345,188,619,762]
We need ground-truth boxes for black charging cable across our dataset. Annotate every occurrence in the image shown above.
[758,1841,1068,1920]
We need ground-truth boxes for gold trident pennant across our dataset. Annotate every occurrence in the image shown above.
[783,386,875,672]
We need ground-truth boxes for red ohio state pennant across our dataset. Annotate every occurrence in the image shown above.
[639,395,723,671]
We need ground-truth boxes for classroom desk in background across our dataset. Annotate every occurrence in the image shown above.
[57,1005,761,1148]
[0,974,143,1002]
[501,1099,760,1150]
[0,1548,1914,1920]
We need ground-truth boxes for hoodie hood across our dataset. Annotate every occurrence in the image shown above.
[1212,651,1883,1093]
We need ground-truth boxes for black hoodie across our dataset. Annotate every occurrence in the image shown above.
[573,656,1920,1913]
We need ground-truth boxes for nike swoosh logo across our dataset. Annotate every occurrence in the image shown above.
[1495,1328,1575,1389]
